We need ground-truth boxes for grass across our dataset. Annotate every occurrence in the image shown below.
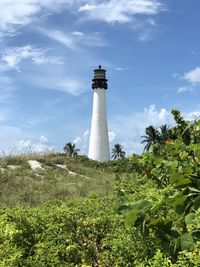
[0,153,116,207]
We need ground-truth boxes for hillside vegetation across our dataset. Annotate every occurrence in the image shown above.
[0,110,200,266]
[0,154,117,207]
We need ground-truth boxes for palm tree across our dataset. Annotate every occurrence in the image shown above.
[159,124,174,144]
[63,142,80,157]
[141,126,161,151]
[112,144,126,160]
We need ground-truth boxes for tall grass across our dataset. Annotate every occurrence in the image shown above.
[0,153,115,207]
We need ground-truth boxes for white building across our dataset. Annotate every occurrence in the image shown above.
[88,66,110,162]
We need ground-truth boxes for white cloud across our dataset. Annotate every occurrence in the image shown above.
[0,0,165,43]
[0,0,74,36]
[32,143,54,153]
[1,44,88,97]
[39,135,49,144]
[108,131,116,143]
[143,105,170,125]
[0,0,39,36]
[110,105,173,155]
[74,31,108,47]
[0,127,53,155]
[79,0,165,24]
[119,141,142,156]
[0,126,22,155]
[73,130,117,156]
[73,137,82,145]
[185,111,200,121]
[38,29,76,49]
[23,63,87,96]
[108,131,117,153]
[73,130,90,155]
[114,67,124,71]
[147,18,156,26]
[177,86,194,94]
[11,136,54,154]
[71,31,85,37]
[183,67,200,84]
[14,139,32,152]
[111,66,133,72]
[58,79,86,96]
[38,28,107,49]
[138,28,154,42]
[1,45,63,70]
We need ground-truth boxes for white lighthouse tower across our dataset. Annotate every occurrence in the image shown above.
[88,65,110,162]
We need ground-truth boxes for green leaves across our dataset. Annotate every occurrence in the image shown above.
[185,213,195,226]
[166,191,187,213]
[181,233,194,250]
[124,200,152,229]
[193,195,200,210]
[125,210,138,229]
[122,114,200,256]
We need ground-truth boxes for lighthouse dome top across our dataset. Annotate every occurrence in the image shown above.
[94,65,104,70]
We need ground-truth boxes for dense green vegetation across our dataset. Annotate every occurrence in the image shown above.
[0,110,199,266]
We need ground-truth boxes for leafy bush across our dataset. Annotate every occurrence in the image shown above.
[0,196,161,266]
[121,113,200,262]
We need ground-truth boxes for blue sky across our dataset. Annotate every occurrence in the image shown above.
[0,0,200,155]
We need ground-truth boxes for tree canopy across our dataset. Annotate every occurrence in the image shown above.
[63,142,80,157]
[112,143,126,160]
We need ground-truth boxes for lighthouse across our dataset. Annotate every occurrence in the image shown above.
[88,66,110,162]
